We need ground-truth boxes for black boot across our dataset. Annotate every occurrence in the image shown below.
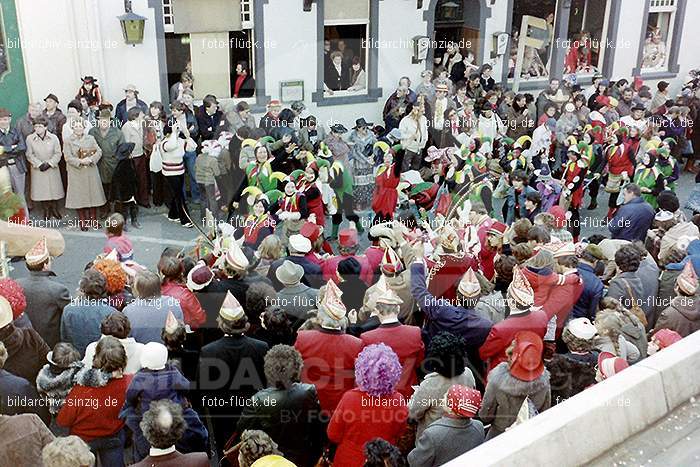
[130,204,141,229]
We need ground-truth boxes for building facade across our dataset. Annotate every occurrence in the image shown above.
[3,0,698,127]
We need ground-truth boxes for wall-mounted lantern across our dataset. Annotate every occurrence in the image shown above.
[118,0,147,46]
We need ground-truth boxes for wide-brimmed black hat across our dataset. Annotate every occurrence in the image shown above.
[353,118,373,129]
[330,123,348,134]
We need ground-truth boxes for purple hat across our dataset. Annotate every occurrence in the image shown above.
[355,343,402,397]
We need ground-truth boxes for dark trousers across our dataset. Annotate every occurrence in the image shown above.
[331,194,360,226]
[132,156,150,207]
[116,200,139,223]
[88,428,126,467]
[151,171,170,207]
[401,150,422,172]
[198,183,220,220]
[165,174,190,225]
[588,179,600,205]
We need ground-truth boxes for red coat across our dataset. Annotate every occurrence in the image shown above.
[562,161,587,208]
[299,180,326,227]
[426,253,478,302]
[364,246,385,274]
[294,329,363,414]
[607,143,634,176]
[360,322,425,398]
[479,309,549,373]
[327,389,408,467]
[371,164,400,217]
[161,280,206,329]
[56,374,133,441]
[522,268,582,328]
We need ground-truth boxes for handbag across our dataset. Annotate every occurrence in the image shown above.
[621,279,648,327]
[149,140,163,173]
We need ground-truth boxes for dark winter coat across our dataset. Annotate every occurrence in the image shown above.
[35,361,84,415]
[479,362,551,439]
[546,352,597,404]
[609,197,655,241]
[115,98,148,126]
[16,270,71,349]
[0,369,50,424]
[655,267,682,326]
[408,417,485,467]
[654,295,700,337]
[237,383,324,467]
[0,323,50,383]
[120,365,208,461]
[572,263,604,320]
[111,142,137,202]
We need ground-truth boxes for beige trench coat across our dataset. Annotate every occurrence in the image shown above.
[64,133,106,209]
[25,132,65,201]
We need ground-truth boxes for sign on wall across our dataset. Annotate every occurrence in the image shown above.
[172,0,242,33]
[280,80,304,103]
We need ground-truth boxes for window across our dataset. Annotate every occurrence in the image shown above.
[162,0,174,33]
[640,0,677,71]
[323,0,369,97]
[562,0,608,75]
[508,0,557,80]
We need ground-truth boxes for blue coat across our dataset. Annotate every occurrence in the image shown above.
[609,197,655,241]
[506,186,537,225]
[122,297,184,344]
[115,98,148,126]
[0,369,50,424]
[410,263,492,351]
[572,263,604,320]
[60,300,117,357]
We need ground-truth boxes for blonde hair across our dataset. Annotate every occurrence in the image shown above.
[42,436,95,467]
[258,235,285,261]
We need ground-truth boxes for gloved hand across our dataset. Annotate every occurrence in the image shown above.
[39,162,51,172]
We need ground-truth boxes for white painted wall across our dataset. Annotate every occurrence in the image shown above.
[16,0,160,107]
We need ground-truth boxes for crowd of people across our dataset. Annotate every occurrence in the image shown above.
[1,46,700,467]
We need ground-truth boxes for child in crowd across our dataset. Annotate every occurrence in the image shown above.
[103,213,134,262]
[36,343,84,432]
[195,140,222,220]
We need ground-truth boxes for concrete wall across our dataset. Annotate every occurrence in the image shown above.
[15,0,160,107]
[446,330,700,466]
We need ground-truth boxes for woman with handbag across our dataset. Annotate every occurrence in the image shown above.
[160,121,196,228]
[64,118,106,231]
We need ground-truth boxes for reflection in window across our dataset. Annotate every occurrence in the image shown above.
[563,0,607,75]
[641,0,677,71]
[508,0,556,79]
